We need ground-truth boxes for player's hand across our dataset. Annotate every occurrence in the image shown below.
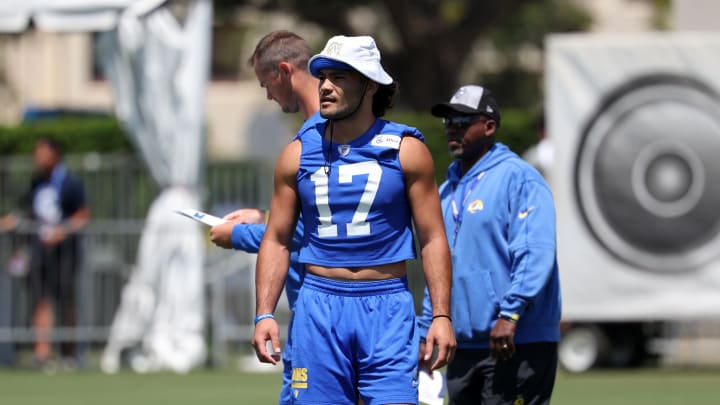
[0,214,18,232]
[223,208,265,224]
[418,339,432,375]
[41,225,67,246]
[490,318,517,361]
[209,222,235,249]
[421,317,456,371]
[252,318,282,365]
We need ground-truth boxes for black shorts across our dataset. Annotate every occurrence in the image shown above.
[447,342,558,405]
[28,236,81,313]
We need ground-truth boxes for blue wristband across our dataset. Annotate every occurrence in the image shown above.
[254,313,274,325]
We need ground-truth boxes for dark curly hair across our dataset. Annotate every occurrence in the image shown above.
[372,82,398,117]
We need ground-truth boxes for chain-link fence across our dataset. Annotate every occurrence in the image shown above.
[0,152,429,369]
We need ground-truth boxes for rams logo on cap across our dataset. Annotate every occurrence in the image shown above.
[325,41,342,57]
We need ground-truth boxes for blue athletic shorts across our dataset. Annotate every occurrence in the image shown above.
[290,273,419,405]
[279,314,295,405]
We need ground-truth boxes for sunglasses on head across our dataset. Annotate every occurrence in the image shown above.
[442,115,487,129]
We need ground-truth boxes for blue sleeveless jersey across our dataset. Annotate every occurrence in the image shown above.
[296,119,422,267]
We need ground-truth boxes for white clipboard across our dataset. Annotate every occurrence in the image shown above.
[418,369,446,405]
[174,208,225,227]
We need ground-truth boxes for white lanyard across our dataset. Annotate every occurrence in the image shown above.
[450,171,485,245]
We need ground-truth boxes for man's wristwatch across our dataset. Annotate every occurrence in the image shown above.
[498,312,520,323]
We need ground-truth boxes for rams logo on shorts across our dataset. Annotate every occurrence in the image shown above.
[292,367,308,389]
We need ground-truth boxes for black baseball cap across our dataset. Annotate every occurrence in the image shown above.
[431,85,501,126]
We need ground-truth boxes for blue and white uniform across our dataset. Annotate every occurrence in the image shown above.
[290,118,422,405]
[296,118,418,266]
[27,163,86,360]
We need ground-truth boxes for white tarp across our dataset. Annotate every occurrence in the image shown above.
[0,0,211,373]
[547,33,720,321]
[98,0,211,373]
[0,0,140,32]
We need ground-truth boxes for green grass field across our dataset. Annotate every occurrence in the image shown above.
[1,367,719,404]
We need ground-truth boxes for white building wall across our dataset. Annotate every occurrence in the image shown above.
[204,81,294,161]
[672,0,720,31]
[2,32,112,116]
[0,30,293,162]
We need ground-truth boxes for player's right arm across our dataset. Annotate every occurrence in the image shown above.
[209,208,266,249]
[211,210,304,253]
[252,139,301,364]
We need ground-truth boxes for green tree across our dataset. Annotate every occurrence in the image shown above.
[0,116,131,155]
[218,0,590,109]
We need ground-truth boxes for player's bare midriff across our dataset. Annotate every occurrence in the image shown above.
[306,261,407,281]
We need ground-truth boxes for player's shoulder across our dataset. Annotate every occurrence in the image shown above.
[400,136,430,158]
[282,138,302,156]
[61,171,85,193]
[378,119,425,142]
[293,112,326,142]
[275,140,301,174]
[304,111,325,127]
[398,136,433,178]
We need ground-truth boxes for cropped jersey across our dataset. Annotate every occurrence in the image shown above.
[295,118,422,267]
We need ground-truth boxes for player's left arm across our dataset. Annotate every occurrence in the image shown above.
[44,178,90,246]
[400,136,456,371]
[491,176,558,359]
[64,176,91,233]
[503,177,558,318]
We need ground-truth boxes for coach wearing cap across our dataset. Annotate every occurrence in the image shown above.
[417,85,562,404]
[252,35,455,405]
